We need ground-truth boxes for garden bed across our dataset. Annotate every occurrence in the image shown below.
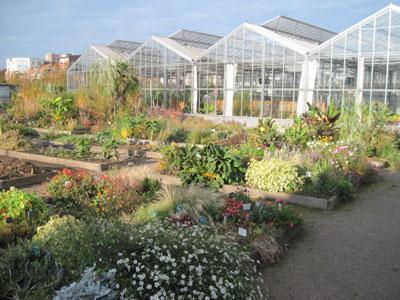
[0,156,56,189]
[32,127,91,136]
[144,173,338,210]
[0,149,145,172]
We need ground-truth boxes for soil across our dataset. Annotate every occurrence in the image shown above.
[0,156,45,180]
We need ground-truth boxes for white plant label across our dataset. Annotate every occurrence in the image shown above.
[243,203,251,210]
[238,227,247,237]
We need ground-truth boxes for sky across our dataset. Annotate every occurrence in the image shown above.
[0,0,394,68]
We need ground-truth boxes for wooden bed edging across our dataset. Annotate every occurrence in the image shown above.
[0,171,56,190]
[0,149,133,172]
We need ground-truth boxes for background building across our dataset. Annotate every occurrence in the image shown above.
[6,57,44,75]
[45,53,61,64]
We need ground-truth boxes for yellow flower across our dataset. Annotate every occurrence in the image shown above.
[121,128,131,139]
[203,172,217,180]
[259,126,265,132]
[158,159,166,171]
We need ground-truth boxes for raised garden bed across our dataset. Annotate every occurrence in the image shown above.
[0,149,146,172]
[0,156,55,189]
[32,127,91,136]
[141,173,338,210]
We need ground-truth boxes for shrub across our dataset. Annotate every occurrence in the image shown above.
[94,174,142,217]
[166,127,189,143]
[284,116,311,148]
[33,219,265,299]
[74,136,92,158]
[47,169,143,218]
[99,137,120,160]
[0,129,31,151]
[305,159,355,203]
[33,216,94,278]
[302,102,341,140]
[0,188,47,245]
[0,240,64,299]
[96,223,264,299]
[252,118,280,147]
[47,168,96,216]
[163,144,245,188]
[246,159,304,192]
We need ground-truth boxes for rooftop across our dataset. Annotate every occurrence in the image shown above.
[261,15,336,44]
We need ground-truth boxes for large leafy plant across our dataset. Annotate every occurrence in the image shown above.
[47,96,74,125]
[162,144,245,188]
[284,116,311,148]
[0,188,47,226]
[302,102,341,140]
[252,118,280,147]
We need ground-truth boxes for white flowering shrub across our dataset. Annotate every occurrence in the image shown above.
[246,158,304,192]
[54,266,116,300]
[99,223,265,299]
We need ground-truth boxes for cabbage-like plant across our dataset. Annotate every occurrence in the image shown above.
[246,158,304,192]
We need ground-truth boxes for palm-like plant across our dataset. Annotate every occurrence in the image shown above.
[111,62,140,116]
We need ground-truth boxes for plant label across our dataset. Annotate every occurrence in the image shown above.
[243,203,251,211]
[238,227,247,237]
[198,215,208,224]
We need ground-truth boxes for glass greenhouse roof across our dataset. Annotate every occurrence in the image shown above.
[262,15,336,44]
[129,35,204,62]
[169,29,222,49]
[194,22,317,62]
[107,40,142,58]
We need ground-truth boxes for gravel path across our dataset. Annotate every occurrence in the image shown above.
[264,171,400,300]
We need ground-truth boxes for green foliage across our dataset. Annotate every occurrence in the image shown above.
[0,129,31,151]
[43,96,75,125]
[47,169,96,217]
[0,189,48,246]
[0,240,64,299]
[252,118,280,147]
[47,169,143,219]
[163,144,245,188]
[246,158,304,192]
[0,188,47,226]
[74,137,92,158]
[302,102,341,140]
[232,142,264,162]
[284,116,311,148]
[339,103,400,168]
[100,137,120,160]
[137,177,161,200]
[33,219,264,299]
[165,127,189,143]
[33,216,93,278]
[110,62,139,114]
[304,159,355,202]
[200,102,215,114]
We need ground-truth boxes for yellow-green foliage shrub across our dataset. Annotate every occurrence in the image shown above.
[246,158,304,192]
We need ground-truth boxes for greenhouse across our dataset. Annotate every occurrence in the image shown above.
[67,40,141,90]
[309,4,400,113]
[67,4,400,117]
[128,30,221,112]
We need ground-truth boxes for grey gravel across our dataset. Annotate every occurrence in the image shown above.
[264,171,400,300]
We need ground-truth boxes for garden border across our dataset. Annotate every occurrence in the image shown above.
[0,171,56,190]
[0,149,136,172]
[149,174,338,210]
